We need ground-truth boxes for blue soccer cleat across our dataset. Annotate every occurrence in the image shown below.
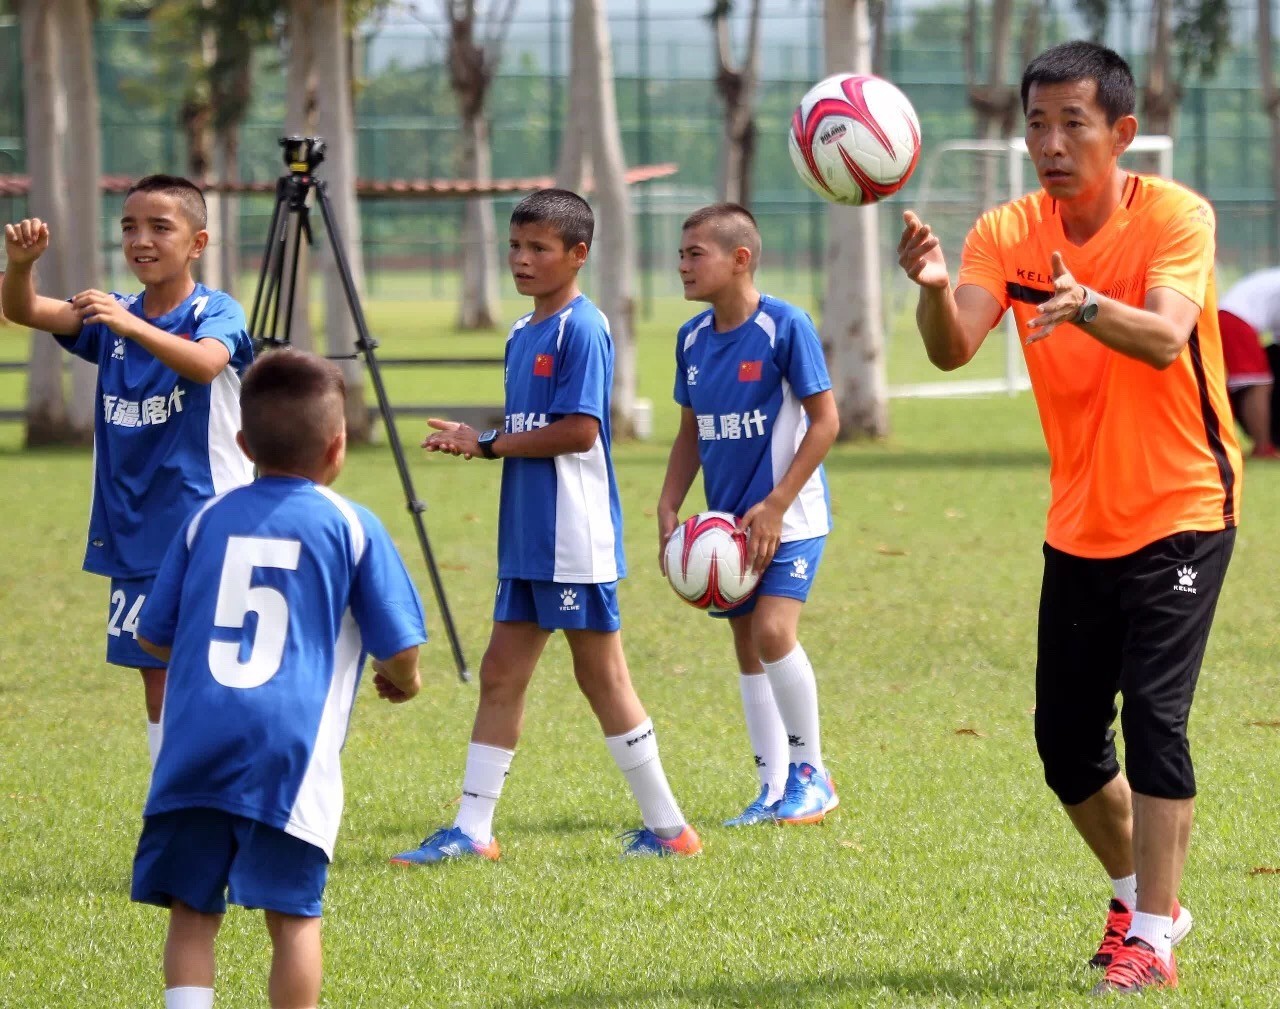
[619,824,703,858]
[775,762,839,824]
[389,826,500,865]
[723,785,782,827]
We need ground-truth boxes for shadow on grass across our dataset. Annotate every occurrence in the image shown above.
[492,965,1054,1008]
[821,449,1047,472]
[610,447,1048,472]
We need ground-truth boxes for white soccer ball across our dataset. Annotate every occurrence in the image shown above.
[788,72,921,206]
[663,511,760,613]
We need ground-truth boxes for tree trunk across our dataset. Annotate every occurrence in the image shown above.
[1141,0,1179,173]
[312,0,371,442]
[964,0,1015,209]
[822,0,888,439]
[281,0,316,353]
[215,125,241,299]
[457,110,499,329]
[712,0,763,207]
[447,2,501,331]
[555,0,594,191]
[195,15,222,292]
[574,0,637,437]
[56,0,100,439]
[1261,0,1280,260]
[19,0,74,446]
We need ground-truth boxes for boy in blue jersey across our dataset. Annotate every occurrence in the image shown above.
[658,203,841,827]
[2,175,254,764]
[391,189,700,862]
[131,349,426,1009]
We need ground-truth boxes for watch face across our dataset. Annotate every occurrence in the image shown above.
[1081,303,1099,322]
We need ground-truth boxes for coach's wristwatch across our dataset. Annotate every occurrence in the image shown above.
[477,429,501,459]
[1073,286,1100,325]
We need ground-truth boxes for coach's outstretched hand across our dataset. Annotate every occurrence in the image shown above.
[897,211,950,290]
[1025,252,1087,343]
[4,218,50,267]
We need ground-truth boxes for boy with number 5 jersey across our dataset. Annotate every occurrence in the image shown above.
[132,349,426,1009]
[2,175,254,763]
[658,203,841,827]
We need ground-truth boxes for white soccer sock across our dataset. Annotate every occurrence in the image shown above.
[147,720,163,767]
[604,719,686,835]
[1127,911,1174,964]
[739,672,788,802]
[1111,874,1137,908]
[453,742,514,845]
[761,643,825,776]
[165,987,214,1009]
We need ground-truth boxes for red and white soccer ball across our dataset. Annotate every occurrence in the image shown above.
[663,511,761,613]
[788,73,921,206]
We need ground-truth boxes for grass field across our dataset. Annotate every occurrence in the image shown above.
[1,292,1278,1007]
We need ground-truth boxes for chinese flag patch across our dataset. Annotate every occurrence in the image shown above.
[533,353,554,377]
[738,360,763,382]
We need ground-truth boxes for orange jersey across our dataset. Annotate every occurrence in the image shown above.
[959,174,1241,558]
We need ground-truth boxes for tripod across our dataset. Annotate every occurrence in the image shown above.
[248,136,470,682]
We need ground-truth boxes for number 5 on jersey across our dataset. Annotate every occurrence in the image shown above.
[210,536,302,689]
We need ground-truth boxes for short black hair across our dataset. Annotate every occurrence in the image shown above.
[1021,40,1136,125]
[123,174,208,231]
[510,189,594,250]
[681,202,762,270]
[240,349,346,473]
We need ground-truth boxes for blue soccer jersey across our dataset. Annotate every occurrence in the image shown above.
[674,295,832,540]
[136,476,428,859]
[497,295,625,583]
[54,284,255,578]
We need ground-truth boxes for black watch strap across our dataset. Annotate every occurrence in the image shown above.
[477,429,500,459]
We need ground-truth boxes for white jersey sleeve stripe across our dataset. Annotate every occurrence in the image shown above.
[552,435,619,582]
[185,490,234,547]
[207,368,254,495]
[314,485,367,564]
[684,315,712,352]
[283,608,363,859]
[773,378,831,541]
[506,315,532,343]
[555,306,574,352]
[755,311,778,349]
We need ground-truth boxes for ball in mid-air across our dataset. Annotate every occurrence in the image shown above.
[788,72,921,206]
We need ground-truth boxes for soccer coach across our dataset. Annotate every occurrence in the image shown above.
[896,40,1240,996]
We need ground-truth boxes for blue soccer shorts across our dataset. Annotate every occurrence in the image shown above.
[132,808,329,918]
[711,535,826,620]
[494,578,621,632]
[107,575,163,669]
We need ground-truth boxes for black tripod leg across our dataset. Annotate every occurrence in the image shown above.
[249,178,287,340]
[312,180,471,683]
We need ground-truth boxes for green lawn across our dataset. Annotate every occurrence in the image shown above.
[1,293,1278,1007]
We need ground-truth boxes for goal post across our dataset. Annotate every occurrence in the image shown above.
[887,134,1174,400]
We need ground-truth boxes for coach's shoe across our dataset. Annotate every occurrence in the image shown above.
[389,826,500,865]
[1089,899,1193,968]
[723,785,781,827]
[619,824,703,858]
[775,762,838,825]
[1090,937,1176,995]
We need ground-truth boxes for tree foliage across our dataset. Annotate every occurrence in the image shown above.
[1074,0,1230,78]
